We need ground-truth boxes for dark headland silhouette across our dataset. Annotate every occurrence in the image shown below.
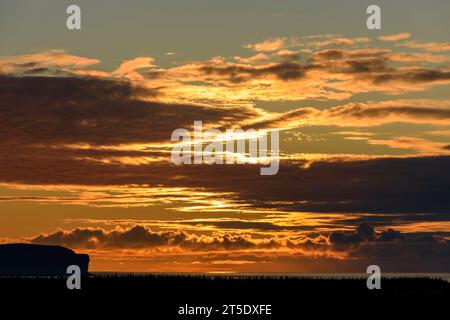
[0,243,89,276]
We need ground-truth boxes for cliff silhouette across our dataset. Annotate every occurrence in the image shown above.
[0,243,89,276]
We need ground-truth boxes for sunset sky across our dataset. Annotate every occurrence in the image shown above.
[0,0,449,273]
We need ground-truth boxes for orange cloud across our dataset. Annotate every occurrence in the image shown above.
[397,40,450,52]
[0,50,99,75]
[113,57,156,80]
[302,34,370,47]
[247,100,450,130]
[367,136,450,154]
[244,37,286,52]
[378,33,411,42]
[233,53,269,63]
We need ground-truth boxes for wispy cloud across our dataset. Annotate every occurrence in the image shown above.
[396,40,450,52]
[112,57,156,80]
[378,33,411,42]
[244,37,286,52]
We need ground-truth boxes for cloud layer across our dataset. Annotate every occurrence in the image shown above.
[29,223,450,272]
[1,32,450,272]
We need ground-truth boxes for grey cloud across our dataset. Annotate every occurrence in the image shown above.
[200,61,318,82]
[329,223,375,246]
[378,229,404,241]
[373,69,450,84]
[30,225,278,250]
[0,75,258,146]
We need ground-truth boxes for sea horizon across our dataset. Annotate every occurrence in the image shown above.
[91,272,450,282]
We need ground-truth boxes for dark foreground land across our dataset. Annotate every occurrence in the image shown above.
[1,275,448,317]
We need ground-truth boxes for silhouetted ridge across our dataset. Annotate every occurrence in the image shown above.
[0,243,89,276]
